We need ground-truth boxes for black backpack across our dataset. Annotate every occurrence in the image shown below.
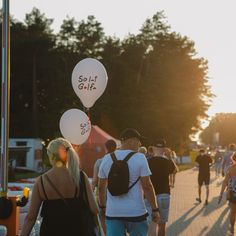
[108,152,140,196]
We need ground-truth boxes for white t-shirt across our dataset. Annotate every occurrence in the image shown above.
[98,150,152,217]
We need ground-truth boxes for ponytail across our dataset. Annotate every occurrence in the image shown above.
[66,148,81,189]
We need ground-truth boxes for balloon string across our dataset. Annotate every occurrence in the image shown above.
[88,108,92,145]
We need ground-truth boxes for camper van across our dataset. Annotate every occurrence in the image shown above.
[6,138,43,172]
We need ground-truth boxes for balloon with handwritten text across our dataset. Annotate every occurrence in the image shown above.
[59,109,91,145]
[71,58,108,108]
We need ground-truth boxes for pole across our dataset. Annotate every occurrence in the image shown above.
[1,0,10,197]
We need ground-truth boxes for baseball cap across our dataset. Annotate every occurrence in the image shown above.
[155,139,167,148]
[120,128,144,141]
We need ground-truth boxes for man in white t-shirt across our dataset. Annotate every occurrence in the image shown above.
[98,128,159,236]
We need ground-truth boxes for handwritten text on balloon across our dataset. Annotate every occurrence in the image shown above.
[78,75,97,91]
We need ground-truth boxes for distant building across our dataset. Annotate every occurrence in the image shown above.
[1,138,43,171]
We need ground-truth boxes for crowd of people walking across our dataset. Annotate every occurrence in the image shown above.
[194,143,236,235]
[20,129,236,236]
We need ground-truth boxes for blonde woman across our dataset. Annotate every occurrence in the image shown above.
[21,138,99,236]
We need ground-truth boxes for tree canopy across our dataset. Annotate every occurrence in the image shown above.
[0,8,213,152]
[201,113,236,147]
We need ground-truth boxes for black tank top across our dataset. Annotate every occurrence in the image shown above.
[39,174,86,236]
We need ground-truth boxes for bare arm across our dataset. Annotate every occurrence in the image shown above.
[220,171,230,196]
[92,161,99,191]
[98,178,107,208]
[218,171,230,204]
[140,176,157,210]
[20,181,42,236]
[84,172,99,215]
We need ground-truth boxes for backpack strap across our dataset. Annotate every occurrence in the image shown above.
[124,152,136,162]
[124,152,139,190]
[44,174,68,206]
[128,177,140,190]
[110,152,117,162]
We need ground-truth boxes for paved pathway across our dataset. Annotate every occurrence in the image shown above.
[167,168,230,236]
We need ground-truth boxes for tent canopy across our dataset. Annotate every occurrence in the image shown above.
[78,125,120,177]
[87,125,120,145]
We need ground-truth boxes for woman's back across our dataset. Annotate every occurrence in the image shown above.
[20,138,99,236]
[39,167,85,236]
[38,167,78,200]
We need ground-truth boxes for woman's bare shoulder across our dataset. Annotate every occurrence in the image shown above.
[229,165,236,173]
[34,169,53,185]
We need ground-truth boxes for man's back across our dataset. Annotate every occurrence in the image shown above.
[214,152,222,163]
[98,150,151,217]
[148,156,175,195]
[195,155,212,175]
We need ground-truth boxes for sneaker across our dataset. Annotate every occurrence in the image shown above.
[196,198,202,203]
[205,200,208,205]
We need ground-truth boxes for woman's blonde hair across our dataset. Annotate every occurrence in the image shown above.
[47,138,81,189]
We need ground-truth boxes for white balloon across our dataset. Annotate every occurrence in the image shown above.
[72,58,108,108]
[59,109,91,145]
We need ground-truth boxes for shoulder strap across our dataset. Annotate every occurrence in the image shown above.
[110,152,117,162]
[40,176,48,200]
[125,152,139,190]
[124,151,136,162]
[128,177,140,190]
[74,186,78,198]
[80,171,89,206]
[110,152,136,163]
[44,174,68,206]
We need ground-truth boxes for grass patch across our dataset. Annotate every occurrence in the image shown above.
[178,163,194,172]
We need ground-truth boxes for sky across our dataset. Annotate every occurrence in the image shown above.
[3,0,236,117]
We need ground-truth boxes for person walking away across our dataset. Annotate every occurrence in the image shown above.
[20,138,99,236]
[222,144,236,177]
[167,151,179,188]
[98,128,160,236]
[195,149,213,205]
[214,149,223,178]
[219,152,236,235]
[92,139,117,191]
[147,140,177,236]
[92,139,117,234]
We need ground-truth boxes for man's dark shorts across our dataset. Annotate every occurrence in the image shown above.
[198,174,210,186]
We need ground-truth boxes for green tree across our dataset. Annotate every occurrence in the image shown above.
[95,12,213,152]
[1,10,213,153]
[3,8,56,138]
[201,113,236,146]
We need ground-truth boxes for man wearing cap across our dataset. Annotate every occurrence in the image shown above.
[98,128,159,236]
[147,139,177,236]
